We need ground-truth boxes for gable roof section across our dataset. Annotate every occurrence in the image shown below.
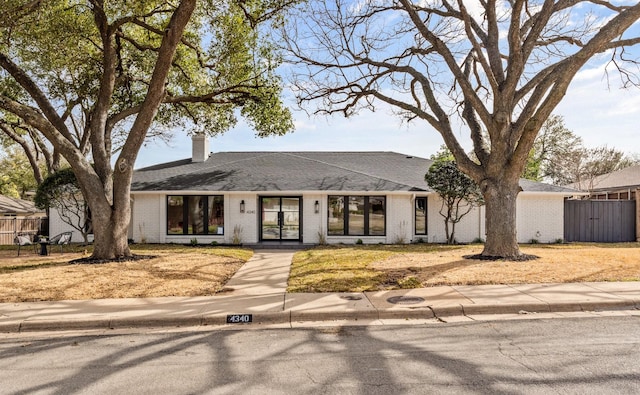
[567,164,640,191]
[131,151,577,194]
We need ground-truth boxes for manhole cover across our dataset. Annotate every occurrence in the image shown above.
[340,295,363,301]
[386,296,425,305]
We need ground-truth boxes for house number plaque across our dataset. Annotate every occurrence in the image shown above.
[226,314,253,324]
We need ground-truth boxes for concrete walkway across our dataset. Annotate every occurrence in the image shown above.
[1,251,640,333]
[222,250,293,295]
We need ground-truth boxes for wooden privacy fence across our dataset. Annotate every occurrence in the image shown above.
[0,217,48,245]
[564,200,636,243]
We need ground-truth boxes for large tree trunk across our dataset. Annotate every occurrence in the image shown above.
[91,218,130,259]
[82,0,196,261]
[90,205,131,259]
[79,171,132,259]
[479,177,522,259]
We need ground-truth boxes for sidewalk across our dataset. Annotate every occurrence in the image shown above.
[1,251,639,333]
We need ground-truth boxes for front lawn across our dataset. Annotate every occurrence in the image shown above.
[3,242,639,300]
[288,243,640,292]
[0,244,252,302]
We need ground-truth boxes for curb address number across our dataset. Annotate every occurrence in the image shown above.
[227,314,253,324]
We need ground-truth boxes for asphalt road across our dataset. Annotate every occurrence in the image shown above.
[1,316,639,394]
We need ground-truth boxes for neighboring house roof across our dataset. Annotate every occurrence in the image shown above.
[518,178,578,193]
[0,195,42,215]
[131,151,576,194]
[567,164,640,191]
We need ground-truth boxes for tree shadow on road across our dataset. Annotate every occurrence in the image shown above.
[2,318,639,394]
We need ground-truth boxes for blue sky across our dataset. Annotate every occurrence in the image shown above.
[135,2,640,169]
[136,61,640,169]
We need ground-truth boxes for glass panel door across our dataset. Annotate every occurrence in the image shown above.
[281,198,300,240]
[261,197,281,240]
[260,197,301,241]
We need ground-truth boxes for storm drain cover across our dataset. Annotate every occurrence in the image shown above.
[340,295,363,301]
[386,296,425,305]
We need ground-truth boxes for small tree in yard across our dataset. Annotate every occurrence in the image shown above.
[425,160,483,244]
[35,168,91,244]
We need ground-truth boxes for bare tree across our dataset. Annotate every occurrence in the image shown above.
[568,145,639,190]
[283,1,640,259]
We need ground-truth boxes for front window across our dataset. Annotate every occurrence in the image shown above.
[415,197,427,235]
[348,196,365,236]
[167,196,184,235]
[369,197,386,236]
[167,195,224,235]
[328,196,345,235]
[328,195,385,236]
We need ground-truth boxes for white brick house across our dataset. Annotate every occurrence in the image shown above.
[51,137,578,245]
[108,137,575,246]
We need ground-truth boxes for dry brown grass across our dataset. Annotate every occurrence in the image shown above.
[0,245,252,302]
[374,244,640,286]
[3,243,640,300]
[289,243,640,292]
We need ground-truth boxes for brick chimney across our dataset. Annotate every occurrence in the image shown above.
[191,134,210,163]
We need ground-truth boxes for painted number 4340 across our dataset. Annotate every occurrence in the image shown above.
[226,314,253,324]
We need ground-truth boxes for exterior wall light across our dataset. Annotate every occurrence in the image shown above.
[314,200,320,214]
[240,200,245,213]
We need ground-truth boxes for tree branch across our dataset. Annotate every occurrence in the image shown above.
[0,122,44,184]
[0,53,75,142]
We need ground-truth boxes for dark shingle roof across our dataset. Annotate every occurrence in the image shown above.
[132,151,576,194]
[518,178,578,193]
[132,152,431,192]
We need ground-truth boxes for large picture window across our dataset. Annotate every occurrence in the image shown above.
[328,196,385,236]
[167,195,224,235]
[415,197,427,235]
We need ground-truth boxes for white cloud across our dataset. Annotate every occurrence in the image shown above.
[556,65,640,154]
[460,0,484,20]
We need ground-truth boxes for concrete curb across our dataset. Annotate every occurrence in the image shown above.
[2,290,639,333]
